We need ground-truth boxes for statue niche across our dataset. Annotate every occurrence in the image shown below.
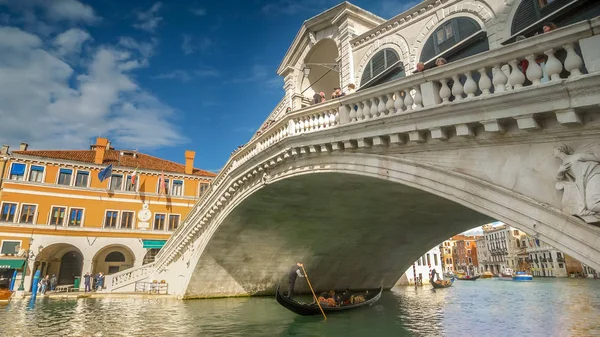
[554,144,600,224]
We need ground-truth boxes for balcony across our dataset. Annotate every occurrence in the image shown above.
[557,257,565,263]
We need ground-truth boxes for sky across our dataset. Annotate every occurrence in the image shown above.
[0,0,421,172]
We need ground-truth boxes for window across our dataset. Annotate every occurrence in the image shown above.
[420,17,485,64]
[468,249,471,254]
[121,211,134,229]
[360,48,401,86]
[68,208,84,227]
[75,171,89,187]
[434,254,438,266]
[558,263,564,268]
[467,242,470,247]
[199,183,209,196]
[1,241,20,255]
[125,175,136,192]
[50,206,66,226]
[164,179,170,194]
[168,214,180,231]
[143,248,160,265]
[110,174,123,190]
[154,213,166,230]
[511,0,570,36]
[20,204,36,224]
[105,211,119,228]
[57,168,72,185]
[1,203,17,222]
[171,180,183,196]
[28,165,44,182]
[468,257,473,264]
[426,254,431,266]
[9,163,26,180]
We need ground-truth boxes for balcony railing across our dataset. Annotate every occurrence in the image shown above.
[557,257,565,263]
[154,18,600,271]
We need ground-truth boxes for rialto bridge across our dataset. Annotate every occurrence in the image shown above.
[105,1,600,298]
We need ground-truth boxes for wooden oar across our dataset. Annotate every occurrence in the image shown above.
[300,264,327,320]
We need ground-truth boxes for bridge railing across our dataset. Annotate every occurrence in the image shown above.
[103,262,155,292]
[154,18,599,271]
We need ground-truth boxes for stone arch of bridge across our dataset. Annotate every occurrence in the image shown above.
[177,152,600,298]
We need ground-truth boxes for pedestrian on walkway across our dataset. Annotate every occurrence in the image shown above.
[84,272,91,293]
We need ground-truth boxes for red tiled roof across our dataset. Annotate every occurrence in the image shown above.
[11,149,216,178]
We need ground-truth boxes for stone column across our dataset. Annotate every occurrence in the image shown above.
[578,35,600,74]
[337,20,357,88]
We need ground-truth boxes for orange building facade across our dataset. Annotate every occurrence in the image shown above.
[0,138,214,291]
[452,235,479,275]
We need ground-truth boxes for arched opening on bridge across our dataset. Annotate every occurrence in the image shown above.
[143,248,161,265]
[300,39,339,101]
[92,245,135,275]
[34,243,84,286]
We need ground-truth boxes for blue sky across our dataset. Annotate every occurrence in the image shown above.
[0,0,419,172]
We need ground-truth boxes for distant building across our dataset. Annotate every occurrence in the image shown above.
[440,240,454,273]
[476,236,489,274]
[523,236,598,278]
[452,235,479,275]
[397,246,443,286]
[481,224,524,274]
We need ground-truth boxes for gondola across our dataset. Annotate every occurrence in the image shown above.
[431,277,454,289]
[456,275,480,281]
[275,285,383,316]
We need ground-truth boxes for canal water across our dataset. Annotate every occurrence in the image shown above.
[1,279,599,336]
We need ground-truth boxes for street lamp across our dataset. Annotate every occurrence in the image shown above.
[302,67,311,77]
[17,237,35,292]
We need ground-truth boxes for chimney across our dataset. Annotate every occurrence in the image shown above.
[19,142,28,151]
[185,150,195,175]
[0,145,8,156]
[94,137,109,165]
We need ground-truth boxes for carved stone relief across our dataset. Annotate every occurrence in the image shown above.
[554,144,600,224]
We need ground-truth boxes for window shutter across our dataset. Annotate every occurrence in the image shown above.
[511,0,538,35]
[10,163,25,175]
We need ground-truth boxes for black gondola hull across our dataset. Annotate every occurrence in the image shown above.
[275,285,383,316]
[431,277,455,289]
[456,275,481,281]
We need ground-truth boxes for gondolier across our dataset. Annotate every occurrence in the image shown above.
[288,262,304,299]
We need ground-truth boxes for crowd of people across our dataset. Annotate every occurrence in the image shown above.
[37,271,104,295]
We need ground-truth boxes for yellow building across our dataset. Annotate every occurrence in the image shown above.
[0,138,214,291]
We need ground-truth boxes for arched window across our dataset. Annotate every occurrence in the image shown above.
[510,0,600,38]
[360,48,402,87]
[419,17,487,64]
[105,251,126,262]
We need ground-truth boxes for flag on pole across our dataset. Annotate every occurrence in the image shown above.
[98,164,113,182]
[131,167,138,187]
[159,171,166,194]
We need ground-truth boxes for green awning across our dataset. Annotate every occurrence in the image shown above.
[142,240,167,249]
[0,258,25,269]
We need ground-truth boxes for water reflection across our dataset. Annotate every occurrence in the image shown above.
[0,279,598,336]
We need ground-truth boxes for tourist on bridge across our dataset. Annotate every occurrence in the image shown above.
[288,262,305,299]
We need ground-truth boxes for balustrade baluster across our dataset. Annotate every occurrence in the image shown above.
[439,79,451,103]
[309,115,315,131]
[492,64,508,93]
[295,119,301,134]
[404,90,414,110]
[370,97,379,117]
[463,71,477,98]
[394,91,405,113]
[563,43,583,77]
[348,104,357,122]
[298,118,305,133]
[544,49,562,81]
[413,86,423,108]
[318,112,325,129]
[385,93,395,114]
[451,74,464,101]
[478,68,492,95]
[378,95,387,116]
[333,109,339,125]
[508,60,525,89]
[356,101,364,120]
[363,100,372,119]
[525,54,543,85]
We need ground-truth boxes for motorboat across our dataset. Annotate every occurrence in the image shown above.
[512,271,533,281]
[480,271,494,279]
[499,268,514,281]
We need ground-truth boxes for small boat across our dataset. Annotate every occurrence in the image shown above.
[456,275,480,281]
[0,289,14,302]
[498,268,514,281]
[480,271,494,279]
[431,277,454,289]
[512,271,533,282]
[275,285,382,316]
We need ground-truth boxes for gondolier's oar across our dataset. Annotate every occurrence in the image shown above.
[300,264,327,320]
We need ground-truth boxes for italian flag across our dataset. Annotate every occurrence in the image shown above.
[131,167,138,187]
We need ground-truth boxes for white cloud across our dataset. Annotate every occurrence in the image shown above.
[53,28,92,57]
[0,26,187,151]
[181,34,194,55]
[152,70,193,82]
[0,0,100,24]
[190,8,206,16]
[132,2,163,33]
[118,36,158,59]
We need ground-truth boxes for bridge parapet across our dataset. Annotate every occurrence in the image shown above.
[154,18,600,276]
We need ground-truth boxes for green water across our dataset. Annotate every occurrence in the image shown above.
[1,279,600,336]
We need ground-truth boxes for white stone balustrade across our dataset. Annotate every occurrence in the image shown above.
[104,262,155,292]
[152,19,599,273]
